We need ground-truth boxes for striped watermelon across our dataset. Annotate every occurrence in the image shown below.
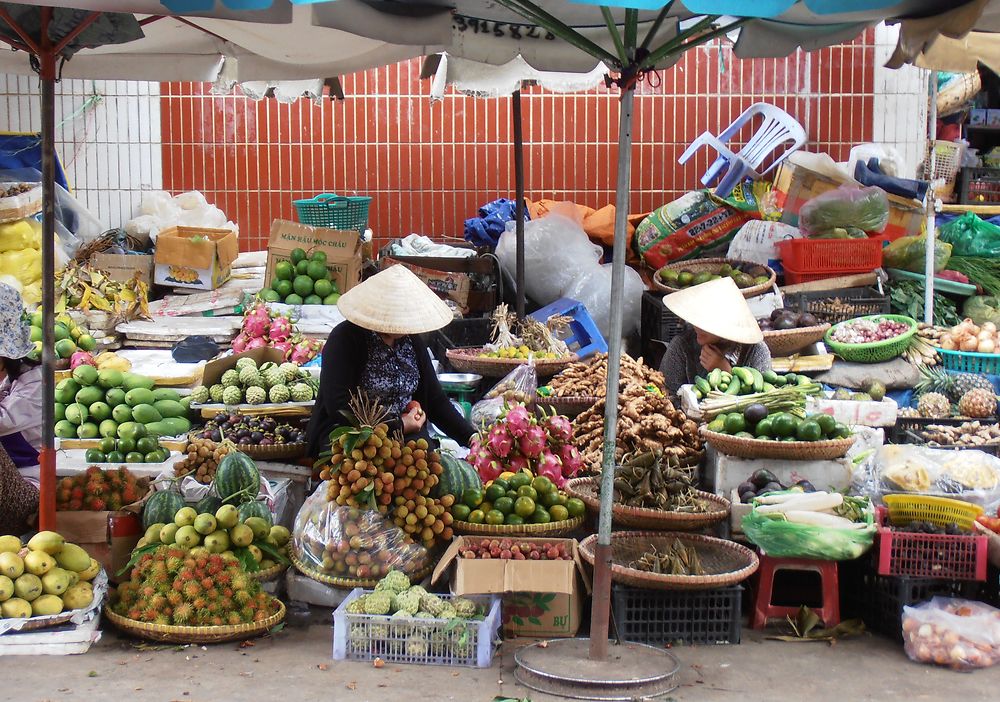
[238,500,273,527]
[143,490,185,529]
[435,453,482,498]
[214,450,260,502]
[195,495,223,514]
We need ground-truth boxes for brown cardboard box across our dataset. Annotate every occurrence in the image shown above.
[384,260,472,313]
[200,347,284,387]
[265,220,363,297]
[432,536,591,638]
[379,241,498,314]
[153,226,239,291]
[92,253,154,286]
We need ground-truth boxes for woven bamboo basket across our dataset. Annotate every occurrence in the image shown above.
[700,428,856,460]
[762,324,831,357]
[579,531,758,590]
[451,515,585,537]
[290,549,432,589]
[104,601,286,644]
[252,562,289,581]
[445,348,579,378]
[564,477,729,530]
[234,443,307,461]
[535,395,598,417]
[651,258,776,298]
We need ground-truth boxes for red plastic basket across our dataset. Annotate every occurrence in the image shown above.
[778,238,884,274]
[781,265,873,285]
[875,508,987,581]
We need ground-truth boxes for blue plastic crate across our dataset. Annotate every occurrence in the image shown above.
[529,297,607,358]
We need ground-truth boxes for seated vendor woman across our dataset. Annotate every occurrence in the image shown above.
[306,266,476,456]
[659,277,771,395]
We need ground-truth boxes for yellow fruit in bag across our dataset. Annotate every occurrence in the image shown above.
[21,281,41,306]
[0,247,41,286]
[0,219,40,253]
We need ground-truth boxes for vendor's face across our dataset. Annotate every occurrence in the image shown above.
[379,333,403,346]
[693,327,722,346]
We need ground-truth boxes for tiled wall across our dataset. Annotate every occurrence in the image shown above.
[161,32,886,253]
[0,76,161,227]
[872,23,930,177]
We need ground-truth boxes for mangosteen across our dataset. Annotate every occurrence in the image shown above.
[211,430,222,442]
[740,491,757,504]
[762,481,784,494]
[770,307,787,322]
[743,404,769,425]
[260,437,273,446]
[250,431,264,443]
[796,480,817,493]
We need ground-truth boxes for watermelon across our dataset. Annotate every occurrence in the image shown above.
[195,495,223,514]
[143,490,185,529]
[238,500,273,527]
[435,453,481,498]
[214,450,260,502]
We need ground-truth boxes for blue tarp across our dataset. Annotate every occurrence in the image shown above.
[0,133,68,190]
[463,198,529,248]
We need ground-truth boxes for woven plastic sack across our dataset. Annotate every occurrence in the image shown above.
[939,212,1000,257]
[799,186,889,238]
[883,234,952,273]
[903,597,1000,670]
[741,510,875,560]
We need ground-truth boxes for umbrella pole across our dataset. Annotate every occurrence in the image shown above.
[588,82,635,661]
[513,89,526,318]
[38,50,57,531]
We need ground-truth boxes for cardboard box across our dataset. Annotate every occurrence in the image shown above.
[772,161,923,242]
[379,241,497,314]
[153,226,239,291]
[265,220,363,298]
[200,347,284,387]
[91,253,154,286]
[806,392,898,428]
[433,536,591,638]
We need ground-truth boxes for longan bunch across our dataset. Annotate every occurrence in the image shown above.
[321,422,396,507]
[391,493,455,549]
[174,437,232,485]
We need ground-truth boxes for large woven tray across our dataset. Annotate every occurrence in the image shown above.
[290,549,432,589]
[564,477,729,530]
[762,323,831,357]
[446,348,578,378]
[451,515,585,537]
[104,600,285,644]
[535,394,598,417]
[252,562,289,581]
[578,531,759,590]
[652,258,776,299]
[700,428,856,460]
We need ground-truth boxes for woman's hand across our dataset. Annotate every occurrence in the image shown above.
[402,401,426,434]
[700,344,732,373]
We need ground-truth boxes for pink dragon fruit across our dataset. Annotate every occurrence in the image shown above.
[290,337,321,365]
[268,316,292,342]
[543,413,574,443]
[535,450,565,488]
[517,424,548,459]
[70,351,96,370]
[272,340,293,359]
[558,444,584,478]
[474,453,503,482]
[507,454,531,474]
[486,424,513,458]
[504,404,532,438]
[246,336,268,350]
[243,304,271,339]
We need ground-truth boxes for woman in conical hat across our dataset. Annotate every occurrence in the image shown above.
[658,277,771,394]
[306,265,476,456]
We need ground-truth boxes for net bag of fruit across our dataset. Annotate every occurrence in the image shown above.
[902,597,1000,670]
[292,482,431,582]
[470,360,537,430]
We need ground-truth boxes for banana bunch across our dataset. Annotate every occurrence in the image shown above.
[55,261,150,322]
[692,366,822,400]
[94,351,131,373]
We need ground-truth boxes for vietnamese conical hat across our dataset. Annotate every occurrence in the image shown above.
[663,276,763,345]
[337,265,454,335]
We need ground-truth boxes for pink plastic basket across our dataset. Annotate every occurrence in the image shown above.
[875,507,987,581]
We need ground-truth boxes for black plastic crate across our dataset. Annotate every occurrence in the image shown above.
[640,291,686,370]
[887,416,973,445]
[785,285,889,325]
[423,317,492,371]
[611,584,741,646]
[958,166,1000,206]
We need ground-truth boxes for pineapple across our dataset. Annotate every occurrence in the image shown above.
[916,365,994,403]
[958,389,998,418]
[917,392,951,418]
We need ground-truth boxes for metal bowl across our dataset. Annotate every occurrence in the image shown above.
[437,372,483,392]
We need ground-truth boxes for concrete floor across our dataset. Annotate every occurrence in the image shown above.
[6,612,1000,702]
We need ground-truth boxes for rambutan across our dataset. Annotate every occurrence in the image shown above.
[227,612,243,626]
[179,570,195,582]
[85,466,101,479]
[183,558,196,569]
[192,597,207,611]
[69,499,83,510]
[173,603,194,624]
[167,592,183,607]
[220,597,234,611]
[154,615,170,626]
[231,574,250,592]
[122,487,139,504]
[239,607,254,621]
[59,477,74,490]
[140,607,159,623]
[127,607,143,620]
[211,616,224,626]
[183,581,202,598]
[205,588,219,602]
[235,591,252,606]
[71,487,84,500]
[222,587,233,598]
[108,496,122,511]
[254,610,268,622]
[215,572,231,587]
[201,578,213,591]
[141,585,157,598]
[207,601,219,615]
[173,579,184,592]
[150,595,168,610]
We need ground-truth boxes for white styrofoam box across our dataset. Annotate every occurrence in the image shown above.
[285,570,355,609]
[55,450,181,478]
[704,448,855,496]
[0,614,102,656]
[677,384,702,420]
[806,392,898,428]
[728,488,752,535]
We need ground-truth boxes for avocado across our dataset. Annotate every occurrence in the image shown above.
[737,481,756,496]
[860,378,886,401]
[773,313,798,331]
[796,480,817,493]
[744,403,769,425]
[762,481,785,494]
[798,312,820,327]
[770,307,786,322]
[751,469,778,489]
[832,388,853,401]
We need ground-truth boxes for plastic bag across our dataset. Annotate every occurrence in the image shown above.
[741,508,875,560]
[726,220,801,266]
[963,296,1000,327]
[634,191,752,268]
[470,362,537,430]
[882,234,952,273]
[563,262,645,339]
[938,212,1000,257]
[799,186,889,238]
[292,482,431,581]
[903,597,1000,670]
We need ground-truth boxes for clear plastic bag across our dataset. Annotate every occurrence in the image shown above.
[903,597,1000,670]
[882,234,952,273]
[292,482,431,582]
[963,296,1000,327]
[741,509,875,561]
[799,186,890,238]
[563,262,645,339]
[470,361,537,430]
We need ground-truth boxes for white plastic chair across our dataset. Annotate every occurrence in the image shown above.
[679,103,806,197]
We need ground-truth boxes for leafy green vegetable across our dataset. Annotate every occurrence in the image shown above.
[889,280,960,326]
[950,256,1000,297]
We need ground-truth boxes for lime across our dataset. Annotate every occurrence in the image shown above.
[484,484,506,502]
[295,259,311,276]
[261,289,281,303]
[303,295,323,305]
[451,504,471,521]
[54,323,70,341]
[517,485,538,501]
[506,490,519,501]
[99,436,116,453]
[306,260,328,281]
[494,496,514,515]
[290,248,307,265]
[531,507,552,524]
[479,501,492,515]
[707,417,726,433]
[310,250,328,265]
[815,414,838,437]
[754,417,774,438]
[566,498,585,518]
[513,496,536,518]
[313,279,334,299]
[323,293,340,306]
[797,420,822,442]
[723,413,746,434]
[292,275,314,297]
[462,488,484,509]
[285,294,303,306]
[78,334,96,352]
[275,260,295,281]
[84,448,106,463]
[549,504,569,522]
[274,279,293,298]
[538,490,560,508]
[106,451,124,464]
[505,514,525,526]
[508,472,531,489]
[833,422,852,439]
[117,437,136,454]
[531,476,554,494]
[29,325,41,342]
[493,478,510,492]
[772,413,796,438]
[137,437,158,454]
[485,509,505,525]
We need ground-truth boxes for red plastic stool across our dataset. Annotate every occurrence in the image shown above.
[751,554,840,630]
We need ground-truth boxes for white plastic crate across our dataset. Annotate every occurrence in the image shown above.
[332,588,501,668]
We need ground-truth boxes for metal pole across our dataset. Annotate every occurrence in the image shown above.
[38,52,57,531]
[924,72,938,325]
[513,89,526,318]
[588,82,634,661]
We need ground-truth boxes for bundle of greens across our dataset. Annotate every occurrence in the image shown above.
[890,280,961,327]
[948,256,1000,296]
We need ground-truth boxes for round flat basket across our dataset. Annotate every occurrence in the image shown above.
[252,562,289,581]
[104,601,285,644]
[451,515,585,537]
[564,477,729,530]
[652,258,776,299]
[233,443,307,461]
[446,348,578,378]
[535,395,598,417]
[290,549,432,589]
[762,324,831,357]
[824,314,917,363]
[578,531,759,590]
[700,428,856,460]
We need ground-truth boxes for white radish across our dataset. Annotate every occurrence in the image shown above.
[755,492,843,514]
[783,510,867,528]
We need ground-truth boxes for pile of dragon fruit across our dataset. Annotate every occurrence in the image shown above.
[469,404,583,488]
[232,302,323,364]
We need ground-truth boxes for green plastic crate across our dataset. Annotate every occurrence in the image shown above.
[293,193,371,231]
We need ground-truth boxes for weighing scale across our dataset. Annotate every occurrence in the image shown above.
[437,373,482,419]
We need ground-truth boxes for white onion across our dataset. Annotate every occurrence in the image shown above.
[961,335,980,352]
[970,324,982,337]
[984,322,997,333]
[979,339,996,354]
[941,335,958,351]
[979,329,994,341]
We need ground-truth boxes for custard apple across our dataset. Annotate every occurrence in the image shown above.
[245,386,267,405]
[419,593,446,617]
[390,610,413,636]
[364,591,393,616]
[209,384,226,403]
[239,366,262,387]
[290,382,313,402]
[451,597,477,619]
[376,570,410,594]
[268,384,290,403]
[279,362,300,383]
[222,386,244,405]
[438,605,458,620]
[346,595,368,615]
[407,585,427,599]
[221,369,240,387]
[262,367,285,389]
[405,635,428,657]
[190,385,211,404]
[394,590,421,616]
[235,357,257,372]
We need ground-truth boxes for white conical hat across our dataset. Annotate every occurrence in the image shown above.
[663,277,763,345]
[337,265,454,335]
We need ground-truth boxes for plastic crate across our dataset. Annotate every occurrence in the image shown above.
[425,317,493,371]
[897,428,1000,456]
[610,584,742,645]
[958,166,1000,206]
[781,265,875,285]
[785,285,889,325]
[777,238,884,274]
[929,140,965,199]
[875,507,988,581]
[529,297,607,358]
[332,589,501,668]
[293,193,372,231]
[641,291,685,343]
[938,348,1000,375]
